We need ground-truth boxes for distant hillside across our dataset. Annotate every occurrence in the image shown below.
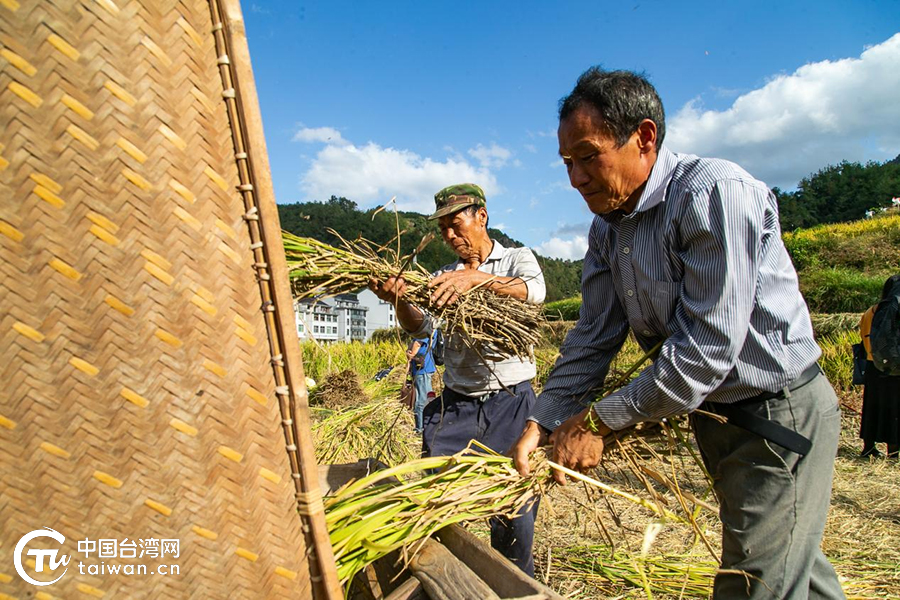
[783,211,900,312]
[278,196,583,302]
[775,155,900,230]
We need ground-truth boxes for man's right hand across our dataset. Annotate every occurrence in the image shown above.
[511,421,549,477]
[368,276,408,305]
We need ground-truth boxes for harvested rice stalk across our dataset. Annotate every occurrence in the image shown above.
[312,398,418,467]
[325,442,688,587]
[283,230,545,359]
[549,544,718,598]
[555,341,720,557]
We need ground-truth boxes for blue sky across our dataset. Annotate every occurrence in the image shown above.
[243,1,900,259]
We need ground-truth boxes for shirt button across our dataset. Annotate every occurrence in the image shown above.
[626,289,635,297]
[643,329,651,336]
[622,246,630,254]
[554,420,561,427]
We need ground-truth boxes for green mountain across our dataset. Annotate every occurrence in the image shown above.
[278,196,583,302]
[775,154,900,230]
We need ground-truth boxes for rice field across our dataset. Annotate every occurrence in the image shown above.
[306,322,900,599]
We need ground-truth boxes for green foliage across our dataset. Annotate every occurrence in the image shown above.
[278,198,584,303]
[799,268,886,314]
[544,296,582,320]
[783,213,900,313]
[783,214,900,273]
[776,156,900,230]
[368,328,412,344]
[537,255,583,301]
[301,340,405,383]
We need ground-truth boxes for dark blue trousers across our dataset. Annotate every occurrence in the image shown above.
[422,381,538,577]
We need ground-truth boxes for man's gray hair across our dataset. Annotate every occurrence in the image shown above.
[558,67,666,148]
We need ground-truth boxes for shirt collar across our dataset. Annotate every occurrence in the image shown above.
[484,239,505,262]
[601,145,679,223]
[632,145,678,214]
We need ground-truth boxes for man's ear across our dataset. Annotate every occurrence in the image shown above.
[636,119,658,154]
[478,207,488,227]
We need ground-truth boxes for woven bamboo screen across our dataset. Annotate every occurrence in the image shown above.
[0,0,341,597]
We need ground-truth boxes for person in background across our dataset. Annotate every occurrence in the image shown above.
[858,274,900,458]
[406,334,436,434]
[511,67,844,599]
[369,183,546,576]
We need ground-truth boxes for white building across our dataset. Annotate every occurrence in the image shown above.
[294,298,339,343]
[356,288,396,341]
[334,294,368,342]
[294,294,368,343]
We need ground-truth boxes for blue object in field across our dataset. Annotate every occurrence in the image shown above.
[372,367,393,381]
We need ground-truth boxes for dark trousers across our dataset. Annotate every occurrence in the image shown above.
[693,372,845,599]
[422,381,538,576]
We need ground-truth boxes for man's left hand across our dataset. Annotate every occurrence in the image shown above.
[427,269,490,307]
[548,407,611,485]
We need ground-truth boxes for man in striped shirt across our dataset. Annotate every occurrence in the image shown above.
[511,68,844,599]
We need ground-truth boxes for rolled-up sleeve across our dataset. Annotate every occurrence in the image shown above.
[511,248,546,304]
[530,221,628,430]
[593,180,766,430]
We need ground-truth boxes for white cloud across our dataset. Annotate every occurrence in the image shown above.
[534,221,592,259]
[667,33,900,189]
[536,235,588,260]
[528,128,557,139]
[468,143,513,168]
[493,222,507,231]
[524,143,538,154]
[300,140,499,213]
[293,126,347,145]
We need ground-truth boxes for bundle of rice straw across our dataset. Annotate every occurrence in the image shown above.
[283,231,545,359]
[325,442,687,587]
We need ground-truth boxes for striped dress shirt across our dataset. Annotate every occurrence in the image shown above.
[531,146,821,431]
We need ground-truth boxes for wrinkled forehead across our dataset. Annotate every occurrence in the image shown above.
[558,109,616,156]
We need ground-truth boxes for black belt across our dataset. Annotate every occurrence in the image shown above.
[703,363,821,456]
[447,381,529,403]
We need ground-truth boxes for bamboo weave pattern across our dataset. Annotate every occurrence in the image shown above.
[0,0,323,597]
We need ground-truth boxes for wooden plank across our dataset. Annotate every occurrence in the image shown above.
[409,538,500,600]
[437,526,564,600]
[384,577,428,600]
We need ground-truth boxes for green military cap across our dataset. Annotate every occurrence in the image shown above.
[428,183,487,220]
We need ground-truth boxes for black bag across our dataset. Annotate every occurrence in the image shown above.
[432,329,445,366]
[851,342,867,385]
[870,278,900,375]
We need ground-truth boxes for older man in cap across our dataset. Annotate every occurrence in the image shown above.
[369,183,546,575]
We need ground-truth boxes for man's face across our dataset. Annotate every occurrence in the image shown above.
[558,104,650,215]
[437,207,486,261]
